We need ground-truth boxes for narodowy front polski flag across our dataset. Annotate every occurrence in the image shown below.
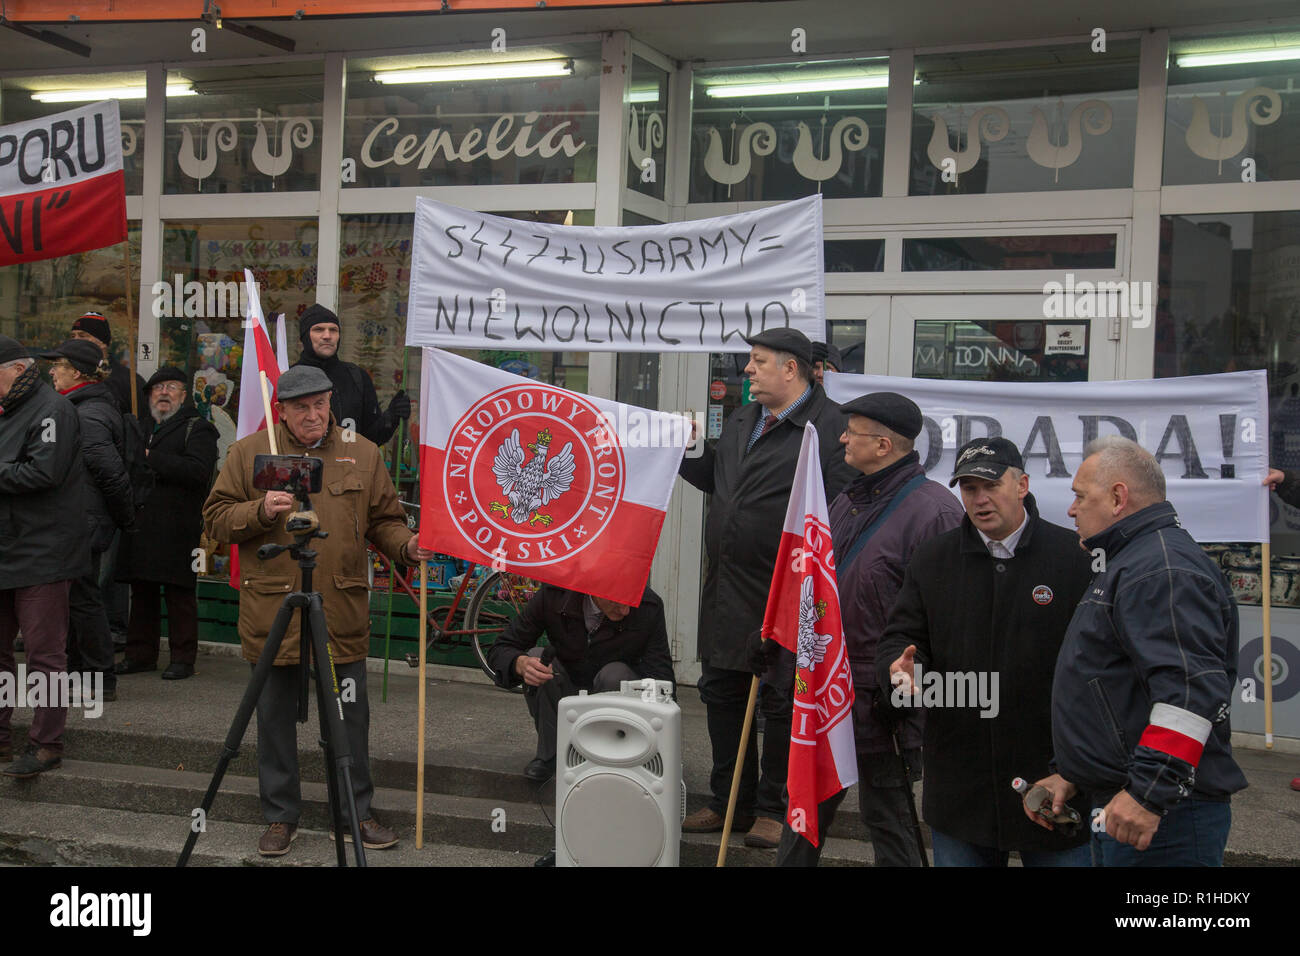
[761,422,857,846]
[417,347,690,605]
[0,100,126,266]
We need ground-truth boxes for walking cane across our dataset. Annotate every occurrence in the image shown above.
[890,723,929,867]
[716,676,759,867]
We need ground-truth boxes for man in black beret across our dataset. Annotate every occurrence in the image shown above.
[776,391,964,865]
[678,327,856,849]
[292,304,408,447]
[116,367,219,680]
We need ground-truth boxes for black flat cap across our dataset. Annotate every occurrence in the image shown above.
[276,364,333,401]
[0,334,28,365]
[39,339,104,376]
[745,328,812,366]
[839,391,923,441]
[949,436,1024,487]
[147,366,188,389]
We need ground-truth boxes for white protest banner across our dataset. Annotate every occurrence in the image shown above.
[0,100,125,266]
[406,195,825,352]
[825,370,1269,543]
[417,347,692,605]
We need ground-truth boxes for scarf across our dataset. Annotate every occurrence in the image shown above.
[0,363,42,416]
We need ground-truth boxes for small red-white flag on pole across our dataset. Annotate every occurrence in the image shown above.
[761,421,857,846]
[230,269,282,588]
[416,347,691,605]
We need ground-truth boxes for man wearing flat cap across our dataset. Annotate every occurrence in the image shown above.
[877,436,1093,866]
[0,335,90,777]
[678,327,856,848]
[116,367,219,681]
[293,304,409,446]
[203,364,434,857]
[776,391,963,865]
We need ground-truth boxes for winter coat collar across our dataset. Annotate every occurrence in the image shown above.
[958,492,1043,554]
[0,362,42,415]
[845,451,921,501]
[63,381,114,406]
[150,403,200,440]
[1082,500,1180,558]
[297,345,340,371]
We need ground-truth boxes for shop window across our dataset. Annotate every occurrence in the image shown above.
[0,224,141,363]
[342,44,600,189]
[627,56,669,201]
[913,320,1089,381]
[825,239,884,272]
[1164,34,1300,185]
[1,73,146,195]
[828,319,866,374]
[165,64,323,194]
[689,58,888,203]
[902,233,1118,271]
[910,42,1140,195]
[158,218,318,439]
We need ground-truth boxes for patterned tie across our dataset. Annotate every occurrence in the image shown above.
[760,413,778,436]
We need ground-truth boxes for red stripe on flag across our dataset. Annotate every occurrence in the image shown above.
[1139,725,1205,766]
[0,170,126,266]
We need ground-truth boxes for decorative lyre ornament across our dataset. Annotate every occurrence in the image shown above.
[627,109,665,173]
[703,120,777,186]
[791,116,870,182]
[925,106,1010,176]
[1026,99,1113,182]
[251,118,315,177]
[176,121,238,180]
[1185,87,1282,174]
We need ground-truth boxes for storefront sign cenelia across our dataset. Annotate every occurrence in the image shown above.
[361,112,586,169]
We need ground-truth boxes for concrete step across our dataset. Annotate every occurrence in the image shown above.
[0,759,872,866]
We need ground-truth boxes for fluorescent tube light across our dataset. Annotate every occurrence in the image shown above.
[1176,47,1300,68]
[32,84,195,103]
[374,60,572,85]
[705,74,890,98]
[629,87,661,103]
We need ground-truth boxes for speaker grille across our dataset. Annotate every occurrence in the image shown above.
[565,745,586,770]
[642,754,663,777]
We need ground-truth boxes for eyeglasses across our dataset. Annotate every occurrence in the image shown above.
[151,383,186,393]
[844,428,889,441]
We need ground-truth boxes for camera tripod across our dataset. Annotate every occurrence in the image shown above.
[178,499,367,867]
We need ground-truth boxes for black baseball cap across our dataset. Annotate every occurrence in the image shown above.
[839,391,923,441]
[745,328,813,366]
[949,436,1024,487]
[0,334,28,365]
[39,339,104,377]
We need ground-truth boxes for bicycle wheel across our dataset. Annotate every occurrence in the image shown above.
[465,570,543,685]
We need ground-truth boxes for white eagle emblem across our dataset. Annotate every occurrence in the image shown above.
[489,427,576,527]
[796,576,833,683]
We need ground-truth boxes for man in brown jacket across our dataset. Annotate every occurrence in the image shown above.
[203,365,431,857]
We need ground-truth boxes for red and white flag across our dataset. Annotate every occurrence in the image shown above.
[0,100,127,266]
[761,421,857,846]
[417,347,690,605]
[230,269,283,588]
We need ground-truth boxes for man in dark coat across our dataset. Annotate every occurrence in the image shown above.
[292,304,409,446]
[878,437,1093,866]
[1032,436,1247,866]
[487,584,675,782]
[775,391,963,866]
[67,311,147,420]
[678,328,855,848]
[116,367,219,680]
[0,337,91,777]
[41,340,136,702]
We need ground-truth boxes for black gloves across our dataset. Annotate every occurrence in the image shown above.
[746,629,781,677]
[386,390,411,421]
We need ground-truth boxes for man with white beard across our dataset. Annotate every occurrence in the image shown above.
[115,368,218,680]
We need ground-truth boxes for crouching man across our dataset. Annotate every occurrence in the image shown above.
[486,583,675,784]
[203,365,433,857]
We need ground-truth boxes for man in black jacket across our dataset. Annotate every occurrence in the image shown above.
[41,340,136,702]
[292,304,409,446]
[0,336,92,777]
[678,328,856,848]
[486,584,674,782]
[1029,435,1247,866]
[880,437,1092,866]
[67,311,147,420]
[116,368,219,680]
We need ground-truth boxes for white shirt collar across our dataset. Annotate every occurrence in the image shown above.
[978,509,1029,558]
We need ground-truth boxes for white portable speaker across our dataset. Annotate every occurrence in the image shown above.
[555,679,683,867]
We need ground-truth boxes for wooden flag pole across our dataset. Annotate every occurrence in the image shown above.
[259,371,279,455]
[716,676,759,867]
[123,242,138,419]
[416,559,429,848]
[1263,540,1274,749]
